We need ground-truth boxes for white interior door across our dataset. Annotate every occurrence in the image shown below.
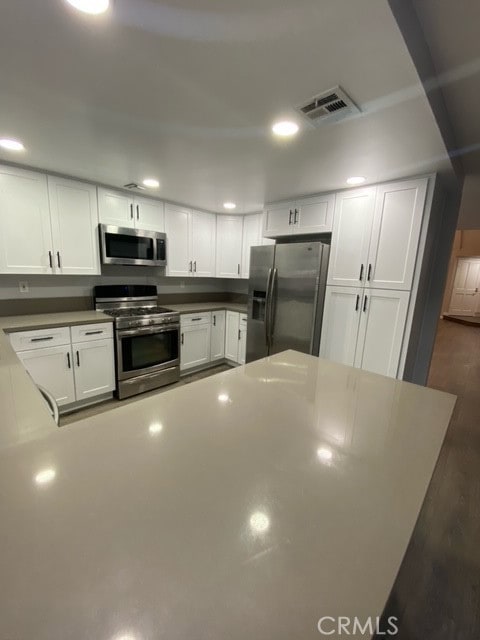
[134,196,165,232]
[73,339,116,400]
[328,187,376,287]
[449,258,480,316]
[165,204,191,277]
[320,286,363,367]
[97,188,135,228]
[355,289,410,378]
[210,310,226,361]
[48,176,100,275]
[0,165,53,274]
[17,345,76,406]
[367,178,427,290]
[190,210,216,277]
[216,216,243,278]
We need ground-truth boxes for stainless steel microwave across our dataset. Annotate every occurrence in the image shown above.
[100,225,167,267]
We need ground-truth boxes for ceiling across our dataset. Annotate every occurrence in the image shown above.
[0,0,454,213]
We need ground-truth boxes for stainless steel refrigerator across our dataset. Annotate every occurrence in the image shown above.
[246,241,330,363]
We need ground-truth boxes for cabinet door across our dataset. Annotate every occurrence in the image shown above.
[225,311,240,362]
[355,289,410,378]
[216,216,243,278]
[327,187,376,287]
[210,310,226,361]
[367,179,427,290]
[238,314,247,365]
[97,188,135,228]
[241,214,262,279]
[180,324,211,371]
[73,338,116,400]
[320,286,363,367]
[134,196,165,233]
[0,165,53,274]
[165,204,191,277]
[294,194,335,234]
[17,345,76,406]
[191,210,216,277]
[263,203,294,237]
[48,177,100,276]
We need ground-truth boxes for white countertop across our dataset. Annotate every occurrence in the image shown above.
[166,302,247,314]
[0,339,455,639]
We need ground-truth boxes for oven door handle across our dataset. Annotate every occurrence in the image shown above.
[117,324,180,338]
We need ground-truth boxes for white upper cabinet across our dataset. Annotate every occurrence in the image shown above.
[294,193,335,234]
[320,286,363,367]
[134,195,165,233]
[366,179,427,290]
[263,202,295,237]
[48,176,100,276]
[327,187,376,287]
[165,206,216,277]
[0,165,53,274]
[263,194,335,238]
[354,289,410,377]
[97,188,135,228]
[241,213,262,279]
[190,210,216,277]
[216,215,244,278]
[165,204,191,277]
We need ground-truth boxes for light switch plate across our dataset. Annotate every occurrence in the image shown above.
[19,281,29,293]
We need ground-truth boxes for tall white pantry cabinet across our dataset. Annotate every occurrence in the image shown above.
[320,178,429,379]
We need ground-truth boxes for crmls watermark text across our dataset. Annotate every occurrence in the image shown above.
[317,616,399,636]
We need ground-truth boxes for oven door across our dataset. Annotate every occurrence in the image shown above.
[116,324,180,381]
[100,225,167,267]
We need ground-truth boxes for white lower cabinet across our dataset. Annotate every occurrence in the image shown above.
[180,314,212,371]
[210,310,226,361]
[17,345,76,407]
[11,323,115,411]
[72,338,116,400]
[320,286,410,378]
[225,311,247,364]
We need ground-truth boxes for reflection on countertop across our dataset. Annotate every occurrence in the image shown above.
[0,343,455,640]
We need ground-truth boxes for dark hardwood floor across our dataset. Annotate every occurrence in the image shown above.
[378,320,480,639]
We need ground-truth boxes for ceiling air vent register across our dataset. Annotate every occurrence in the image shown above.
[296,86,360,126]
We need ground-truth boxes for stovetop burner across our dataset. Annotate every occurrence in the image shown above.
[103,306,173,318]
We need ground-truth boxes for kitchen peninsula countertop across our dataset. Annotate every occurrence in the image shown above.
[0,343,455,639]
[166,301,247,314]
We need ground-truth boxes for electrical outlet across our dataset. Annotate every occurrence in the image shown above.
[19,281,29,294]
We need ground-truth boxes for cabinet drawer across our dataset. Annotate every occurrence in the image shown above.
[10,326,71,352]
[71,322,113,343]
[180,312,212,327]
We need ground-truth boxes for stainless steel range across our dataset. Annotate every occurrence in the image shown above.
[94,285,180,399]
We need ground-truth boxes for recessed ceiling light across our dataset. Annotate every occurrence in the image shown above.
[0,138,25,152]
[317,447,333,462]
[223,202,236,210]
[149,422,163,435]
[346,176,366,185]
[272,121,299,137]
[249,511,270,533]
[142,178,160,189]
[34,468,56,486]
[65,0,110,14]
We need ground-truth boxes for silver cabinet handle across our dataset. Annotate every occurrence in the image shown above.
[85,330,103,336]
[130,204,134,220]
[355,295,360,311]
[189,261,193,273]
[363,295,368,313]
[213,315,216,327]
[191,317,203,322]
[76,351,80,367]
[367,264,372,282]
[181,332,184,345]
[48,251,53,269]
[288,210,293,225]
[31,336,54,342]
[359,264,364,281]
[136,205,140,221]
[57,252,61,269]
[67,352,71,369]
[194,261,197,273]
[237,263,240,275]
[294,208,299,224]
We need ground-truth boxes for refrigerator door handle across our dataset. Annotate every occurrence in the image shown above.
[265,268,273,347]
[269,268,278,345]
